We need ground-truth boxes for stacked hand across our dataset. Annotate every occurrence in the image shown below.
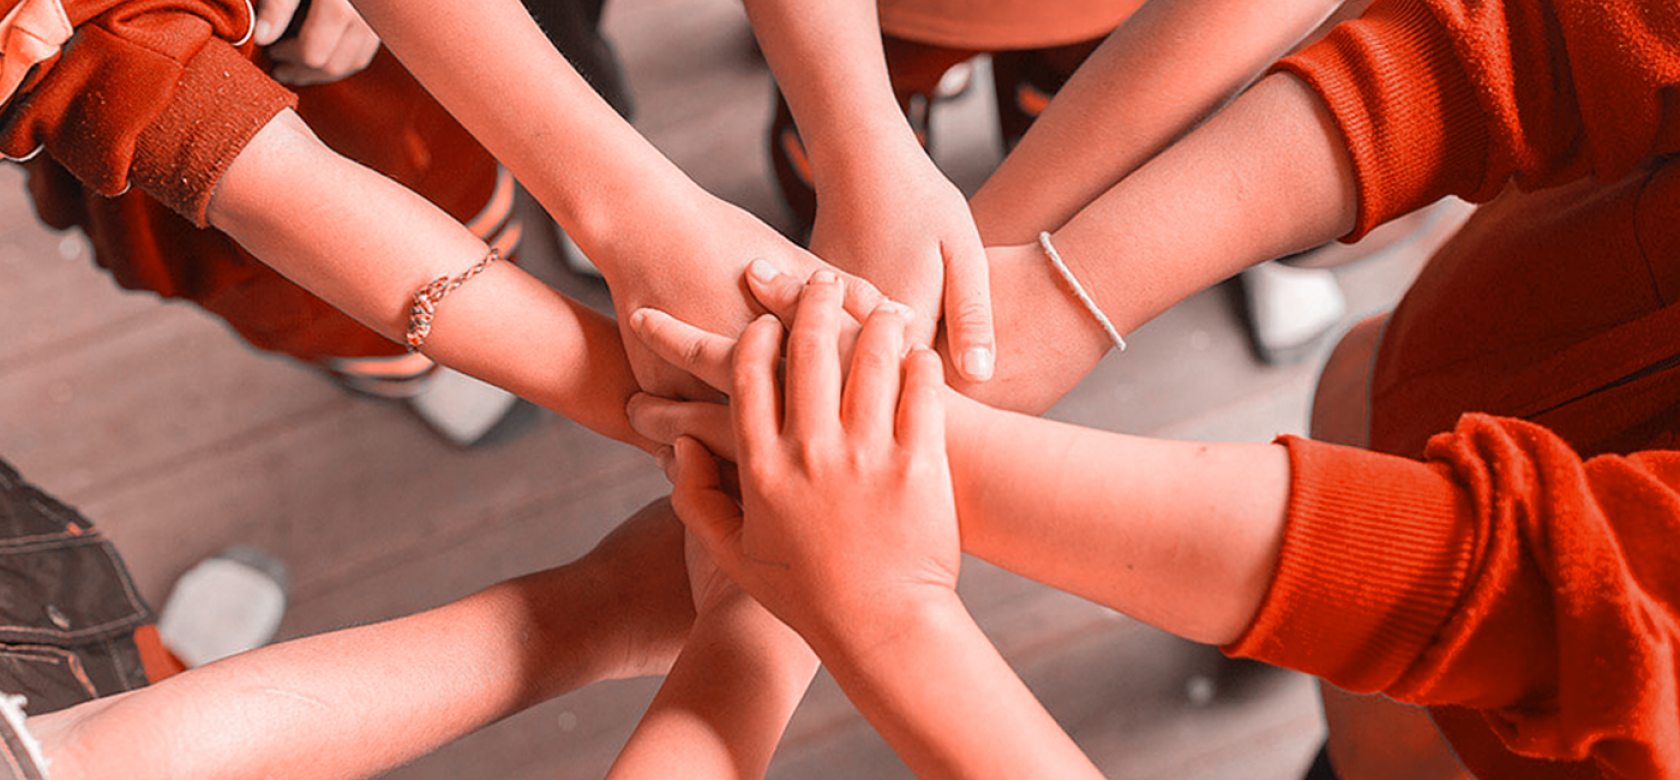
[808,140,996,383]
[648,272,961,650]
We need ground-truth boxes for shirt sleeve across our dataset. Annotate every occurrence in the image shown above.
[1226,415,1680,776]
[1274,0,1680,240]
[0,0,296,226]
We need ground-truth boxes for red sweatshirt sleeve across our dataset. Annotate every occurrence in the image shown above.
[0,0,295,226]
[1275,0,1680,240]
[1227,415,1680,777]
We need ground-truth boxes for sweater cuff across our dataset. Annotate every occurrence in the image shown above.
[132,40,296,227]
[1225,436,1477,693]
[1273,0,1488,241]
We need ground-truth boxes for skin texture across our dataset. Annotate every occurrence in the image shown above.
[29,501,697,780]
[741,0,996,381]
[668,281,1102,778]
[256,0,381,86]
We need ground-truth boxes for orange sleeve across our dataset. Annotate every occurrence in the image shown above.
[0,0,295,226]
[1226,416,1680,777]
[1274,0,1680,240]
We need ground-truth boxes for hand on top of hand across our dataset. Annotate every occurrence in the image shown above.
[256,0,381,86]
[809,141,995,383]
[661,273,961,649]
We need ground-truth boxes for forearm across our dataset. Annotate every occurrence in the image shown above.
[1047,72,1357,343]
[815,592,1102,780]
[344,0,709,271]
[208,109,647,447]
[742,0,920,177]
[942,390,1291,645]
[971,0,1351,243]
[35,564,625,780]
[608,598,817,779]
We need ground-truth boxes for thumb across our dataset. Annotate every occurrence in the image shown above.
[941,237,996,382]
[253,0,303,45]
[666,437,745,568]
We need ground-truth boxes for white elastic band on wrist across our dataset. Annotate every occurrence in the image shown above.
[1038,231,1126,351]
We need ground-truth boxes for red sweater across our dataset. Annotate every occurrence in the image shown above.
[0,0,295,226]
[1228,1,1680,778]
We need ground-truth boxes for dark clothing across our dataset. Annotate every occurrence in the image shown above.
[0,457,153,716]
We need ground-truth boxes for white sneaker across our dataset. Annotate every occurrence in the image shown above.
[1240,261,1347,365]
[157,546,287,667]
[322,354,524,447]
[407,365,522,447]
[556,224,602,278]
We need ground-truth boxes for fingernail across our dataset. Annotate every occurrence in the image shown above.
[653,446,674,471]
[748,258,781,283]
[962,347,994,381]
[254,20,273,44]
[811,269,838,285]
[629,308,648,330]
[875,300,914,320]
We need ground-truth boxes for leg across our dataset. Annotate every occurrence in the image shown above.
[1308,316,1471,780]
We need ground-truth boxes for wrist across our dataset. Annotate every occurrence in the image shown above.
[806,587,967,676]
[804,120,928,192]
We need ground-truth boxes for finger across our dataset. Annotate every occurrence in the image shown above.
[629,308,735,393]
[732,314,784,463]
[668,437,746,571]
[942,237,996,382]
[842,301,913,437]
[896,346,948,452]
[838,271,888,325]
[253,0,302,45]
[784,271,845,440]
[627,393,737,461]
[295,2,351,70]
[744,257,804,324]
[322,22,379,79]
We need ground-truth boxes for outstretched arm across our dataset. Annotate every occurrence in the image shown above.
[970,0,1357,244]
[606,535,817,780]
[342,0,885,400]
[207,108,651,447]
[27,501,697,780]
[741,0,996,381]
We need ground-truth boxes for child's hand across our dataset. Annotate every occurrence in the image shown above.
[667,273,960,649]
[257,0,381,86]
[810,142,995,382]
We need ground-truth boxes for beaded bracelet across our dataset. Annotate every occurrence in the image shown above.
[405,248,500,352]
[1038,232,1126,351]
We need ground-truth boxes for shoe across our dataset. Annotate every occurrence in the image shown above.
[156,546,288,667]
[1239,260,1347,365]
[322,354,525,447]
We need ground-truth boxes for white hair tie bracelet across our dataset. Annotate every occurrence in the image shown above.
[1039,231,1126,351]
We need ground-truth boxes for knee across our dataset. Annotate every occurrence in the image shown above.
[1310,314,1386,447]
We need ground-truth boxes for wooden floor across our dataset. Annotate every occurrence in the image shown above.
[0,1,1470,777]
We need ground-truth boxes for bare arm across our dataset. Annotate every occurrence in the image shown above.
[607,537,817,780]
[741,0,996,380]
[207,108,649,446]
[952,72,1360,411]
[971,0,1357,243]
[29,502,696,780]
[342,0,884,400]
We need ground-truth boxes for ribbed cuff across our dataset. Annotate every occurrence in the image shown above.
[1273,0,1489,241]
[132,39,295,227]
[1225,436,1476,694]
